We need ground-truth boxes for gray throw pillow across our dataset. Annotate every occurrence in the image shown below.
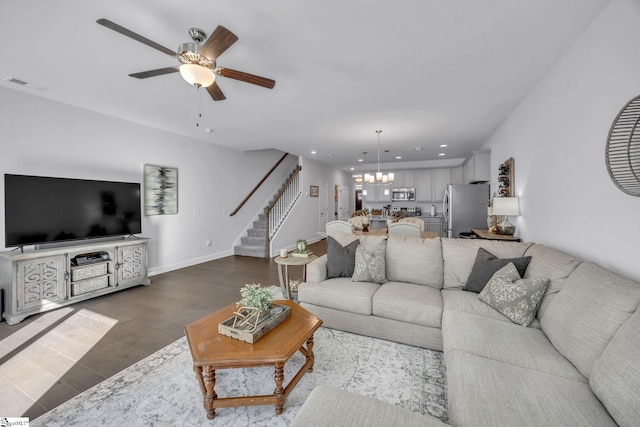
[326,236,360,278]
[478,263,549,327]
[464,247,531,293]
[352,245,387,284]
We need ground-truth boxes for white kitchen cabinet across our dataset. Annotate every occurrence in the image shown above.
[415,170,433,201]
[393,170,415,188]
[450,166,464,185]
[432,169,451,202]
[463,150,491,183]
[363,183,392,202]
[423,216,445,237]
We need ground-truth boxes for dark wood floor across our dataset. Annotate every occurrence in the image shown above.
[0,241,326,420]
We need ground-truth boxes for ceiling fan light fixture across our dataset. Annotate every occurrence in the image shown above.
[179,63,215,87]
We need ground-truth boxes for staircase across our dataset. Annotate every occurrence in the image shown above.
[234,213,269,257]
[234,165,302,258]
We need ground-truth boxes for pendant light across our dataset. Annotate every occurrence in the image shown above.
[366,130,394,186]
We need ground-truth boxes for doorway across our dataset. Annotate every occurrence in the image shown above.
[319,181,329,232]
[335,185,349,220]
[355,189,363,211]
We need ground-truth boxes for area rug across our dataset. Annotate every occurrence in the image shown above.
[32,328,448,426]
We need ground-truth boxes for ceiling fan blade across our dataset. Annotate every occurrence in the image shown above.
[206,82,226,101]
[217,68,276,89]
[129,67,179,79]
[97,18,176,57]
[199,26,238,60]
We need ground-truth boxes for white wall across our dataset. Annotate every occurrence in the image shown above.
[484,0,640,281]
[271,156,352,254]
[0,87,335,274]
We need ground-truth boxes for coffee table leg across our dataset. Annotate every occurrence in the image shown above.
[306,335,316,372]
[203,366,218,419]
[274,362,285,414]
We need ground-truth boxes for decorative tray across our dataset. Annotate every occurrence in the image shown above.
[218,303,291,343]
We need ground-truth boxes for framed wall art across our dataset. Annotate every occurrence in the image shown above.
[144,164,178,215]
[310,185,319,197]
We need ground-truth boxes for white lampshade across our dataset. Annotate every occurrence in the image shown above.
[388,172,395,182]
[179,64,215,87]
[492,197,520,216]
[376,171,383,181]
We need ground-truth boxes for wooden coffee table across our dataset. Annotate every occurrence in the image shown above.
[184,300,323,419]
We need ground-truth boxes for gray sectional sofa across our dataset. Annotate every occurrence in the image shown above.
[292,232,640,427]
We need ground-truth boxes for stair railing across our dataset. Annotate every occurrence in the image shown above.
[229,153,289,217]
[264,165,302,257]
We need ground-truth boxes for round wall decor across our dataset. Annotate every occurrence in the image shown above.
[606,95,640,196]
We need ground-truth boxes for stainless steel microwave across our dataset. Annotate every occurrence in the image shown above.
[391,187,416,201]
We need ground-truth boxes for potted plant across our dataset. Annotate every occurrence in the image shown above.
[237,283,279,313]
[295,239,308,254]
[232,284,281,331]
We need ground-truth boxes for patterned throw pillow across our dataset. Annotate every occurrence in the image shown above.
[478,263,549,327]
[352,245,387,284]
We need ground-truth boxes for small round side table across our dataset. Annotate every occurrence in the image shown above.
[274,254,318,300]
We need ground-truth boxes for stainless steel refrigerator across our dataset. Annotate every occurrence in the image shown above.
[443,183,490,238]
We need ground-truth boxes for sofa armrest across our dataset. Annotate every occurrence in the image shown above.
[292,385,450,427]
[305,254,328,283]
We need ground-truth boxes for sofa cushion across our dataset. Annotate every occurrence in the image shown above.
[372,282,443,328]
[291,385,449,427]
[442,288,542,327]
[352,245,387,284]
[333,231,387,253]
[326,236,359,278]
[522,244,582,321]
[478,263,548,327]
[298,278,381,315]
[446,350,617,427]
[385,235,443,289]
[541,262,640,379]
[442,311,585,383]
[590,308,640,427]
[464,248,531,293]
[306,254,328,283]
[442,239,533,289]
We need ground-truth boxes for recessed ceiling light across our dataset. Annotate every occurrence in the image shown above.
[395,156,402,159]
[415,147,423,151]
[311,150,317,155]
[439,153,446,156]
[357,159,363,162]
[440,144,448,148]
[350,167,355,171]
[204,128,214,133]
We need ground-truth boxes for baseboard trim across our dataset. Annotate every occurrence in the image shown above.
[148,249,234,277]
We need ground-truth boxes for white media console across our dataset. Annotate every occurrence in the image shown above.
[0,237,150,325]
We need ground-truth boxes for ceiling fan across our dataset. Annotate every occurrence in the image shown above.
[96,18,275,101]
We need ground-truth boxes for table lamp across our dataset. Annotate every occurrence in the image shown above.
[492,197,520,235]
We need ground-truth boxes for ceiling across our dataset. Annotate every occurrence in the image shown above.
[0,0,610,171]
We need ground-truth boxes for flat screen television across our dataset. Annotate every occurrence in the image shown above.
[4,174,142,247]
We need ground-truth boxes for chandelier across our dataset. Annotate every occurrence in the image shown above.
[365,130,394,185]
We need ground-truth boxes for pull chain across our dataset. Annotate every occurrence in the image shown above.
[195,86,202,128]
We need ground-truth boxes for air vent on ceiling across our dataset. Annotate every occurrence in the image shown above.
[3,76,47,90]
